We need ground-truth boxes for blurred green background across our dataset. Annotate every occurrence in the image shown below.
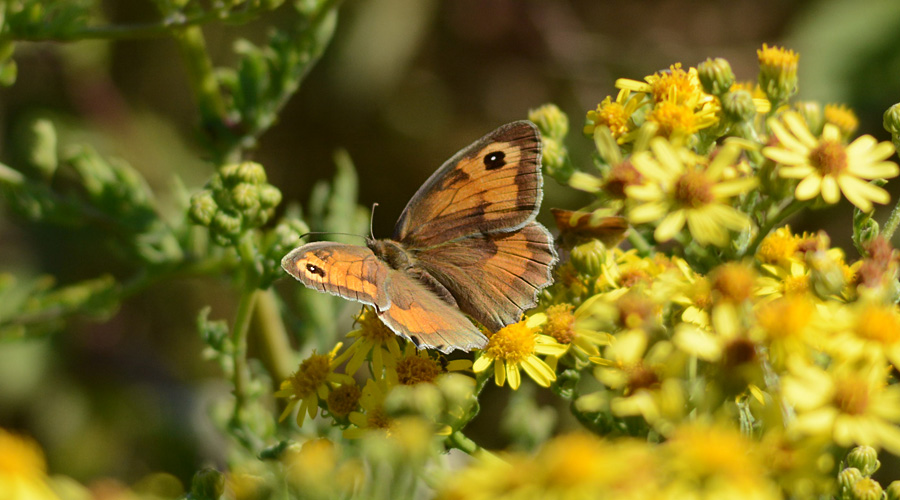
[2,0,900,488]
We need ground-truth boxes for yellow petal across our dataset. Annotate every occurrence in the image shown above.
[506,363,522,390]
[520,356,556,387]
[472,354,493,373]
[794,175,822,200]
[820,175,841,204]
[494,359,506,387]
[655,210,686,242]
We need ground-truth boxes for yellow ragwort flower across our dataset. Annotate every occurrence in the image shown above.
[783,358,900,455]
[584,89,644,140]
[334,307,403,377]
[764,111,899,212]
[824,103,859,137]
[0,429,59,500]
[472,316,567,390]
[757,43,799,105]
[663,421,782,500]
[384,342,472,387]
[344,378,393,438]
[626,138,757,246]
[539,302,612,360]
[276,343,354,427]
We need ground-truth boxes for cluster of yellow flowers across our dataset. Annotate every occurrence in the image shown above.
[270,45,900,499]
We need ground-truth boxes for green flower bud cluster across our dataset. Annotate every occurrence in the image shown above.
[837,447,886,500]
[529,104,573,183]
[190,161,282,245]
[259,216,309,287]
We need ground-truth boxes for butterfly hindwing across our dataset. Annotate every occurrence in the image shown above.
[379,269,488,353]
[413,221,557,332]
[393,121,542,247]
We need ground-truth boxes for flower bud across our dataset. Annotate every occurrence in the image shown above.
[847,445,880,477]
[840,467,864,497]
[825,103,859,137]
[570,239,607,276]
[757,44,799,106]
[697,57,735,97]
[884,103,900,152]
[212,210,243,238]
[886,480,900,500]
[258,184,283,209]
[231,182,260,210]
[189,191,218,226]
[541,137,566,178]
[529,103,569,140]
[190,467,225,500]
[236,161,268,184]
[721,90,756,123]
[851,478,884,500]
[795,101,824,136]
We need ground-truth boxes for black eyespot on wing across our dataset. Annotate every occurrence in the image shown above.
[483,150,506,170]
[306,263,326,277]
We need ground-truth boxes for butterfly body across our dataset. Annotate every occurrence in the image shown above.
[283,121,558,353]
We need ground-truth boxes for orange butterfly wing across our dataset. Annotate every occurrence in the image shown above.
[282,242,390,310]
[281,242,487,353]
[393,121,543,247]
[413,222,556,332]
[393,121,557,333]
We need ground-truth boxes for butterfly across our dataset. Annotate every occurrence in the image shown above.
[282,121,558,354]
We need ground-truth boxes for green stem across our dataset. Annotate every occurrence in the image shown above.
[10,4,278,42]
[882,195,900,241]
[626,229,653,257]
[171,25,233,161]
[231,286,260,426]
[446,430,480,455]
[254,288,295,383]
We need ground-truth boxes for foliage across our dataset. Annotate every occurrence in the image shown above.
[5,3,900,500]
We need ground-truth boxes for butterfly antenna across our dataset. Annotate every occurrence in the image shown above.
[297,231,366,241]
[369,202,379,240]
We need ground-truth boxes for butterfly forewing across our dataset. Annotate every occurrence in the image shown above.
[281,242,391,310]
[393,121,542,247]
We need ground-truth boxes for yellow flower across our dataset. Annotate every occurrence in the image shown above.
[590,329,684,426]
[275,343,354,427]
[539,302,612,360]
[753,294,820,368]
[626,138,757,246]
[436,433,662,500]
[757,44,799,105]
[756,225,801,267]
[662,421,782,500]
[826,300,900,369]
[616,63,719,140]
[824,103,859,137]
[384,342,472,387]
[344,378,393,438]
[0,429,59,500]
[584,89,644,140]
[472,316,567,390]
[764,111,899,212]
[783,358,900,455]
[334,307,402,376]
